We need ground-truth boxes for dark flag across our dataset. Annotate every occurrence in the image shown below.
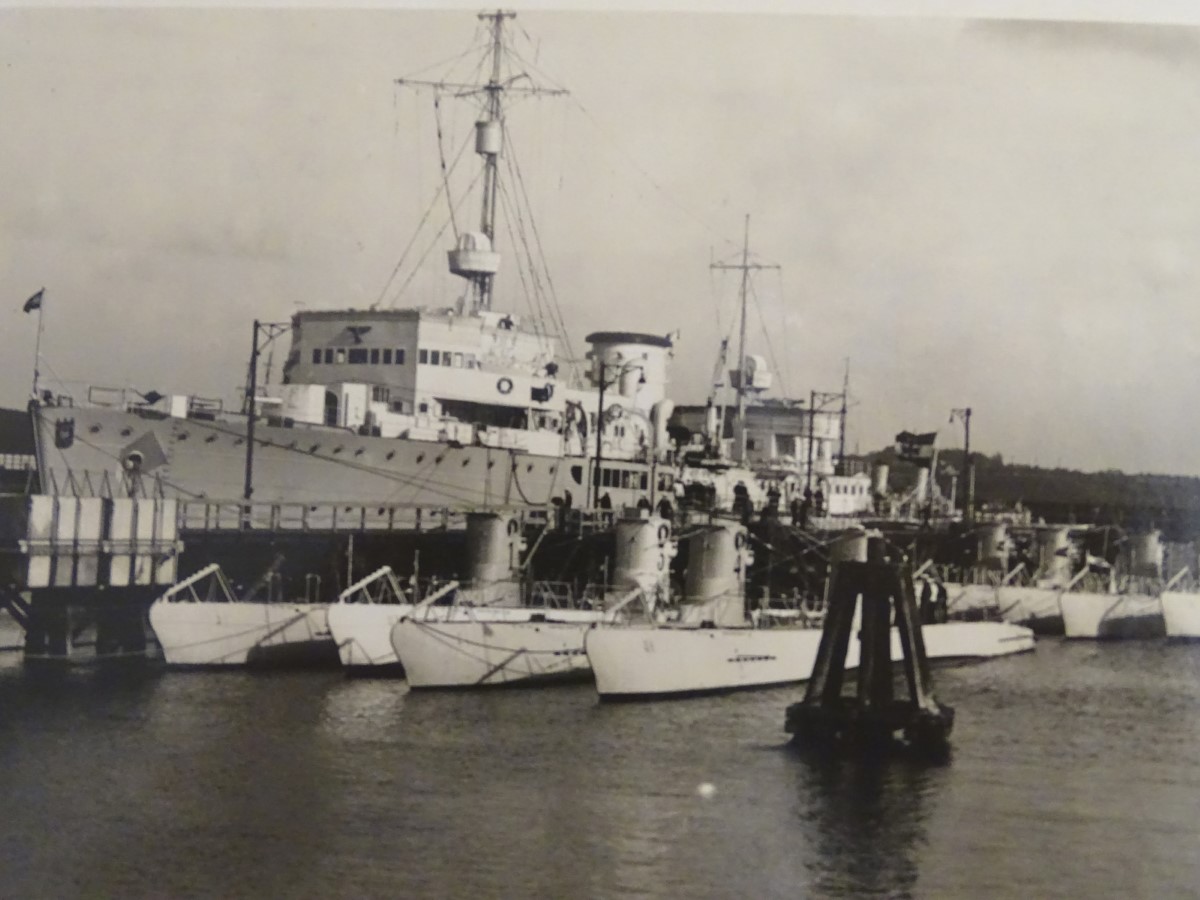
[894,430,938,466]
[23,289,44,313]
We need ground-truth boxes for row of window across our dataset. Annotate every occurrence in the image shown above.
[313,347,407,366]
[596,466,650,491]
[0,453,36,471]
[311,346,487,370]
[828,482,869,496]
[417,349,482,369]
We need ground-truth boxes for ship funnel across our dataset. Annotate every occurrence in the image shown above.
[679,517,752,627]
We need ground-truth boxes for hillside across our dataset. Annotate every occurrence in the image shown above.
[871,447,1200,539]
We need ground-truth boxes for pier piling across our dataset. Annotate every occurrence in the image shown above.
[785,538,954,758]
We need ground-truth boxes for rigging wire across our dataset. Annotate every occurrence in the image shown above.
[372,96,477,310]
[774,267,796,397]
[384,166,485,310]
[507,44,738,256]
[378,29,496,310]
[495,180,550,342]
[502,121,578,380]
[749,275,789,398]
[433,96,460,242]
[397,38,493,84]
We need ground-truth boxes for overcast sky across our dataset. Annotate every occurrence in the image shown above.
[3,4,1199,475]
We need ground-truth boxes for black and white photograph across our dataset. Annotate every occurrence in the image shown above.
[1,2,1198,896]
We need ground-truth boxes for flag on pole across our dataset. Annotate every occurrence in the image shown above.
[894,430,938,466]
[23,288,44,313]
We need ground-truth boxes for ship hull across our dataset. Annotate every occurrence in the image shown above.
[586,620,1035,701]
[1161,590,1200,639]
[328,602,581,673]
[390,615,605,688]
[33,405,648,509]
[941,583,998,618]
[994,585,1065,635]
[1060,591,1164,640]
[148,600,337,666]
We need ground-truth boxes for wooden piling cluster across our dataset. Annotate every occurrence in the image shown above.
[785,539,954,757]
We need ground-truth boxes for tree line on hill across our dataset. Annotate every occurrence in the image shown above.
[868,447,1200,540]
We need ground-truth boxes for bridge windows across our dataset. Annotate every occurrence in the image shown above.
[312,346,409,366]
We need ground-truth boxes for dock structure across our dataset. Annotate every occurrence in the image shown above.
[785,537,954,757]
[0,492,620,662]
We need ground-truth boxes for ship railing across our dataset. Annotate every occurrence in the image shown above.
[86,385,133,409]
[155,562,237,604]
[527,580,578,610]
[560,508,616,535]
[187,396,223,420]
[751,588,826,628]
[177,499,468,534]
[336,565,409,605]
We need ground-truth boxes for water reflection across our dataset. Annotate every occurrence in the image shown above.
[790,748,945,898]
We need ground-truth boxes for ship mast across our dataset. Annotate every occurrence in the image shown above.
[711,214,778,462]
[397,10,565,313]
[479,10,508,308]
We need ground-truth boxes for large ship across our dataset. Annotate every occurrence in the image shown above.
[29,12,677,513]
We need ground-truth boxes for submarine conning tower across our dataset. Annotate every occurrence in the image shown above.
[464,511,523,586]
[678,516,753,627]
[613,514,675,606]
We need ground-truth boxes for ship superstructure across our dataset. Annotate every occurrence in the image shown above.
[30,11,677,512]
[670,217,872,517]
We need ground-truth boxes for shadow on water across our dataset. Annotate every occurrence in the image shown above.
[0,656,164,718]
[785,742,948,899]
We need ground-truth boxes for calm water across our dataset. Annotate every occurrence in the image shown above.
[1,638,1198,898]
